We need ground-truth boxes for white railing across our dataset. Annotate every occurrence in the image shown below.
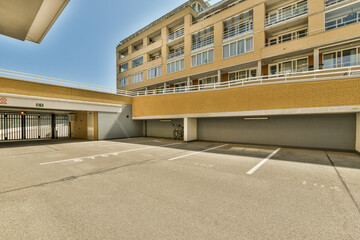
[325,0,350,7]
[223,22,253,40]
[167,27,184,42]
[265,1,308,27]
[133,65,360,96]
[167,49,184,60]
[191,35,214,51]
[2,66,360,98]
[325,13,360,31]
[265,31,308,47]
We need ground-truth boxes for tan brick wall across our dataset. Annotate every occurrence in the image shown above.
[132,78,360,117]
[0,77,132,105]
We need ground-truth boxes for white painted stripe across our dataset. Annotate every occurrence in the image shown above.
[40,142,181,166]
[168,144,227,161]
[246,148,281,175]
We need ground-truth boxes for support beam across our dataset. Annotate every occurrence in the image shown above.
[217,69,221,82]
[187,77,191,86]
[257,60,262,76]
[356,113,360,153]
[184,117,197,142]
[314,48,319,70]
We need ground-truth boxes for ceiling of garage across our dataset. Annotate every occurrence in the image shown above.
[0,0,69,43]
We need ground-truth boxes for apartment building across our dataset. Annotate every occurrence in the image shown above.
[115,0,360,152]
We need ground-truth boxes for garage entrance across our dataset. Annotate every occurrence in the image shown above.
[0,113,70,141]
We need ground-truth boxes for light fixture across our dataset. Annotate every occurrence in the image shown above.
[160,119,172,122]
[244,117,269,120]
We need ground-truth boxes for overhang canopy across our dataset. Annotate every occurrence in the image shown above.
[0,0,69,43]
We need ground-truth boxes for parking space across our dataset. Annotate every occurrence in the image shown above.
[0,138,359,239]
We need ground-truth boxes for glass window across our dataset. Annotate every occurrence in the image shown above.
[269,38,277,46]
[230,42,237,57]
[270,65,277,75]
[202,52,208,64]
[342,48,356,67]
[246,38,253,52]
[181,59,185,70]
[282,61,292,73]
[197,53,202,65]
[325,2,360,31]
[132,56,143,68]
[223,45,229,58]
[191,56,196,66]
[238,39,245,54]
[229,73,236,81]
[208,50,214,62]
[250,69,257,77]
[323,53,336,69]
[358,48,360,65]
[296,58,308,72]
[282,33,292,42]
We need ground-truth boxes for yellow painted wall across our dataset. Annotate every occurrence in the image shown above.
[0,77,132,105]
[132,78,360,117]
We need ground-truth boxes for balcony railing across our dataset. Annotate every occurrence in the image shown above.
[265,1,308,27]
[325,12,360,31]
[223,22,253,39]
[191,35,214,51]
[325,0,350,7]
[130,65,360,96]
[148,55,162,62]
[167,49,184,60]
[167,27,184,42]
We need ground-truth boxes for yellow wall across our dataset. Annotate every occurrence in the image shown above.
[0,77,132,105]
[132,78,360,117]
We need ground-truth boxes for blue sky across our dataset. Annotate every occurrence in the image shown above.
[0,0,221,89]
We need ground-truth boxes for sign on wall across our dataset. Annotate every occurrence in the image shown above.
[36,103,44,107]
[0,97,7,105]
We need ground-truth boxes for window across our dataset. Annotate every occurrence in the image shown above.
[191,49,214,67]
[132,72,143,84]
[147,66,162,79]
[132,56,143,68]
[192,2,203,13]
[223,10,253,39]
[119,62,128,73]
[325,2,360,31]
[191,26,214,50]
[174,82,186,92]
[229,68,257,81]
[119,77,129,87]
[167,59,185,74]
[268,28,308,46]
[269,57,308,75]
[323,47,360,69]
[223,36,253,59]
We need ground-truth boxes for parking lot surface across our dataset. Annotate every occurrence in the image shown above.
[0,137,359,239]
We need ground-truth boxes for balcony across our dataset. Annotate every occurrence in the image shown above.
[325,0,351,7]
[167,27,184,42]
[325,2,360,31]
[223,21,253,40]
[265,1,308,27]
[167,49,184,60]
[191,35,214,51]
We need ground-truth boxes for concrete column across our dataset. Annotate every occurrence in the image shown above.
[356,113,360,153]
[184,117,197,142]
[128,45,132,54]
[314,48,320,70]
[217,69,221,82]
[257,60,262,76]
[87,111,95,140]
[187,77,191,86]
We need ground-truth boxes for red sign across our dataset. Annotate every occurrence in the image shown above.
[0,97,7,105]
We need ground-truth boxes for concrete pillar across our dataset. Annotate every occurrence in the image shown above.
[184,117,197,142]
[187,77,191,86]
[356,113,360,153]
[314,48,320,70]
[87,111,95,140]
[257,60,262,76]
[217,69,221,82]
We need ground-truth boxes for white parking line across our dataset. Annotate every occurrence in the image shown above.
[168,144,227,161]
[40,142,181,166]
[246,148,281,175]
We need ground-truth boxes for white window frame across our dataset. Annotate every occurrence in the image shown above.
[147,65,162,79]
[322,45,360,69]
[132,72,144,84]
[191,49,214,67]
[167,58,185,74]
[268,57,309,75]
[228,68,257,81]
[119,77,129,87]
[223,36,254,59]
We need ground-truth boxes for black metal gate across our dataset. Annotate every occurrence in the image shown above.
[0,113,70,141]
